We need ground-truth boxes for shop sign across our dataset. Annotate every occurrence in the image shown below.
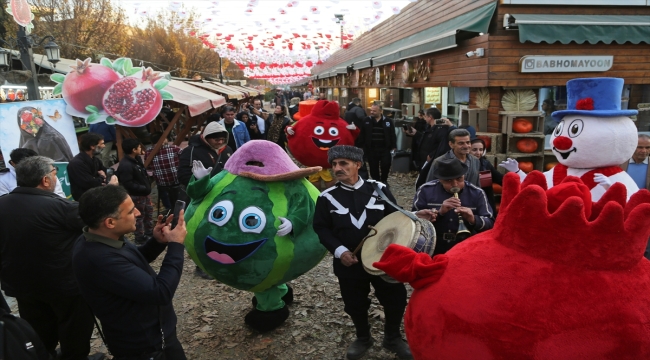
[519,55,613,73]
[424,87,441,104]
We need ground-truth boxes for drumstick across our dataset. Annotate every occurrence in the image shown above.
[352,226,378,256]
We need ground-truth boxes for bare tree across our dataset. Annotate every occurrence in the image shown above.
[30,0,131,61]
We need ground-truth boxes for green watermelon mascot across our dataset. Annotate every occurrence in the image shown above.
[184,140,327,332]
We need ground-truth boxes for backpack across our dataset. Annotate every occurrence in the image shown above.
[0,308,51,360]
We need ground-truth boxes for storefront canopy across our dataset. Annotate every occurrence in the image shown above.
[164,80,226,116]
[512,14,650,44]
[373,2,496,67]
[187,81,244,100]
[241,85,263,96]
[316,1,496,76]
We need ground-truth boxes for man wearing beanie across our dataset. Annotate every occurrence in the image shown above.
[177,121,233,279]
[313,145,413,360]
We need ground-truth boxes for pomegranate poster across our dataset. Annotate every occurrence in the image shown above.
[51,57,173,127]
[0,99,80,163]
[6,0,34,34]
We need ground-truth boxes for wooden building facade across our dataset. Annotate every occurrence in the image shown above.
[311,0,650,138]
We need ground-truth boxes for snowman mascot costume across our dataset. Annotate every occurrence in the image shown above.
[500,77,639,201]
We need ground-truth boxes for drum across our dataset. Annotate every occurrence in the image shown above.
[361,211,436,282]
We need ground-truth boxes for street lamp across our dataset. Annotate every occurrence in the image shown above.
[334,14,344,46]
[0,26,60,100]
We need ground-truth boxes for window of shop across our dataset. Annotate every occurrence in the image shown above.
[367,88,379,108]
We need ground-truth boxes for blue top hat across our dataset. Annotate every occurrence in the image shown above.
[551,77,638,121]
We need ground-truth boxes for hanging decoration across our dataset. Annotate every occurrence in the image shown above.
[128,0,414,84]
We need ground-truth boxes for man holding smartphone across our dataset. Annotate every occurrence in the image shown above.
[73,185,187,360]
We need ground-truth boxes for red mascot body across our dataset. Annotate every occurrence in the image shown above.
[286,100,359,169]
[375,171,650,360]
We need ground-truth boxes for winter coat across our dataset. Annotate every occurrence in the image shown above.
[177,134,233,186]
[116,155,151,196]
[218,119,250,149]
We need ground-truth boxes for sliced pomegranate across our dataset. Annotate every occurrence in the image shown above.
[102,68,163,126]
[62,58,121,114]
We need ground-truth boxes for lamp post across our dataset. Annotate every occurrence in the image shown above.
[0,26,60,100]
[334,14,344,46]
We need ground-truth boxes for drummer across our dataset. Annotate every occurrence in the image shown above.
[413,157,494,255]
[313,145,419,360]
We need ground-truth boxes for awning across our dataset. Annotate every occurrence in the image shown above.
[187,81,244,100]
[230,84,258,96]
[354,58,373,70]
[336,66,349,74]
[372,1,496,66]
[242,85,263,96]
[166,80,226,116]
[33,54,75,73]
[512,14,650,44]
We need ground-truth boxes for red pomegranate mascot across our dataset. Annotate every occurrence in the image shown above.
[375,171,650,359]
[286,100,359,188]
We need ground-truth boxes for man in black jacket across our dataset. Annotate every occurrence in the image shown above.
[177,122,233,187]
[116,138,152,244]
[73,185,187,360]
[0,156,103,360]
[313,146,413,360]
[68,133,117,200]
[406,107,457,189]
[360,104,397,185]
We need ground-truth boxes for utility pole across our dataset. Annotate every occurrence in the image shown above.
[334,14,344,46]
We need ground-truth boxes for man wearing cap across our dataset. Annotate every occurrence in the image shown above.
[413,157,494,255]
[313,145,414,360]
[178,122,233,188]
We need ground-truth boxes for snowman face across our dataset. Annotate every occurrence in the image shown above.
[550,115,637,169]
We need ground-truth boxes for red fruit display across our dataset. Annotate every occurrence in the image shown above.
[102,68,163,126]
[518,161,534,173]
[512,118,533,133]
[374,173,650,360]
[516,138,538,153]
[476,135,492,151]
[62,58,121,113]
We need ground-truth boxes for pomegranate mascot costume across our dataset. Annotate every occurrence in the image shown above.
[286,100,359,189]
[500,77,639,201]
[374,171,650,359]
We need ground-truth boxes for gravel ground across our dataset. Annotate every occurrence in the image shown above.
[87,170,422,359]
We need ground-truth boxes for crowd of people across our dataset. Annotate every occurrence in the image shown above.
[0,95,648,360]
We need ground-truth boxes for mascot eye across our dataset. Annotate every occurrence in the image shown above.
[208,200,234,226]
[553,121,564,137]
[328,127,339,136]
[314,126,325,135]
[568,119,584,138]
[239,207,267,234]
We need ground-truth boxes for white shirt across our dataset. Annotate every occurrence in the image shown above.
[629,157,649,164]
[0,165,66,198]
[253,111,267,134]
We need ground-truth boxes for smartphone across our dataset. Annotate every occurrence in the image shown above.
[106,168,115,184]
[171,200,186,229]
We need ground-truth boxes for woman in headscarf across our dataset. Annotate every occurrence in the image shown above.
[470,138,503,215]
[18,106,73,162]
[265,105,291,149]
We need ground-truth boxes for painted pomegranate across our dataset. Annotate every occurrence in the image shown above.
[62,58,121,114]
[374,173,650,359]
[8,0,32,28]
[102,68,163,126]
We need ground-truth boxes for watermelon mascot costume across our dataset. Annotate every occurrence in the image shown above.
[184,140,328,332]
[286,100,360,189]
[373,172,650,359]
